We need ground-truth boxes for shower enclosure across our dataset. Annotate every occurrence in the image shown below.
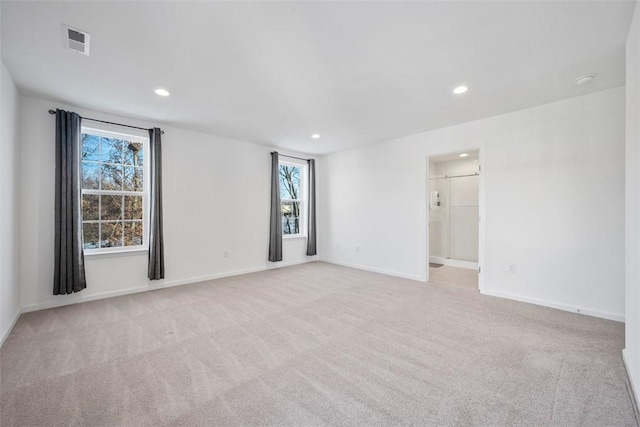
[429,172,479,265]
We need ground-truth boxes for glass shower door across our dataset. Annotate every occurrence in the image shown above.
[448,175,478,262]
[429,174,478,262]
[429,177,449,259]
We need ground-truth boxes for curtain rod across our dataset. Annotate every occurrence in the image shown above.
[48,109,164,135]
[271,152,310,162]
[429,172,479,180]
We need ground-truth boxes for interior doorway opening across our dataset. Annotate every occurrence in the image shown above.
[428,149,480,290]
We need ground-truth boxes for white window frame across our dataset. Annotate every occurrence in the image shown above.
[80,124,150,255]
[279,159,307,239]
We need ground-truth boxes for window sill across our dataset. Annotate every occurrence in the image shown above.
[283,235,307,240]
[85,248,148,259]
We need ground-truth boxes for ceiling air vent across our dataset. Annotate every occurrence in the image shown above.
[63,25,90,56]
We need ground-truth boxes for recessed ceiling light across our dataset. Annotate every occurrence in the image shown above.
[459,153,469,158]
[453,86,468,95]
[154,88,170,97]
[311,134,320,139]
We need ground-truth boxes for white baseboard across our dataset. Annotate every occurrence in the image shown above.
[429,256,478,270]
[319,257,424,282]
[622,349,640,415]
[480,289,624,322]
[1,308,22,348]
[21,258,316,314]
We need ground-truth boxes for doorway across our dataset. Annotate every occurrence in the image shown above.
[428,150,480,290]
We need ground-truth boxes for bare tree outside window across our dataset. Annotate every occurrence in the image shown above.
[81,131,145,250]
[279,164,301,235]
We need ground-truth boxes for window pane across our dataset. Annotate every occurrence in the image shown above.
[124,142,144,166]
[82,134,100,161]
[101,221,123,247]
[82,194,99,221]
[123,166,143,192]
[281,201,300,235]
[101,164,123,190]
[100,137,123,163]
[124,195,143,220]
[124,221,143,246]
[82,162,100,190]
[279,165,300,200]
[101,195,123,221]
[83,223,99,249]
[79,130,148,253]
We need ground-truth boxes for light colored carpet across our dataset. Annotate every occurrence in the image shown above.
[1,262,637,426]
[429,265,479,290]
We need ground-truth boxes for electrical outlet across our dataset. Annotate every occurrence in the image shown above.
[223,250,229,258]
[508,264,516,273]
[355,245,360,253]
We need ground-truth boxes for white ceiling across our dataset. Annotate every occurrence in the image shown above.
[1,1,635,155]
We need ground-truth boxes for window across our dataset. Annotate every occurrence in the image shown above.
[80,126,149,253]
[279,161,306,236]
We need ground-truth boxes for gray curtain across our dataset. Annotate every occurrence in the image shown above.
[53,109,86,295]
[269,151,283,262]
[306,159,317,256]
[148,128,165,280]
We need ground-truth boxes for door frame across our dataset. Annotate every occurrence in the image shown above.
[426,145,486,292]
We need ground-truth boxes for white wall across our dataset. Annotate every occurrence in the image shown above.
[624,0,640,409]
[431,157,479,178]
[319,87,625,321]
[0,61,21,343]
[19,95,316,311]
